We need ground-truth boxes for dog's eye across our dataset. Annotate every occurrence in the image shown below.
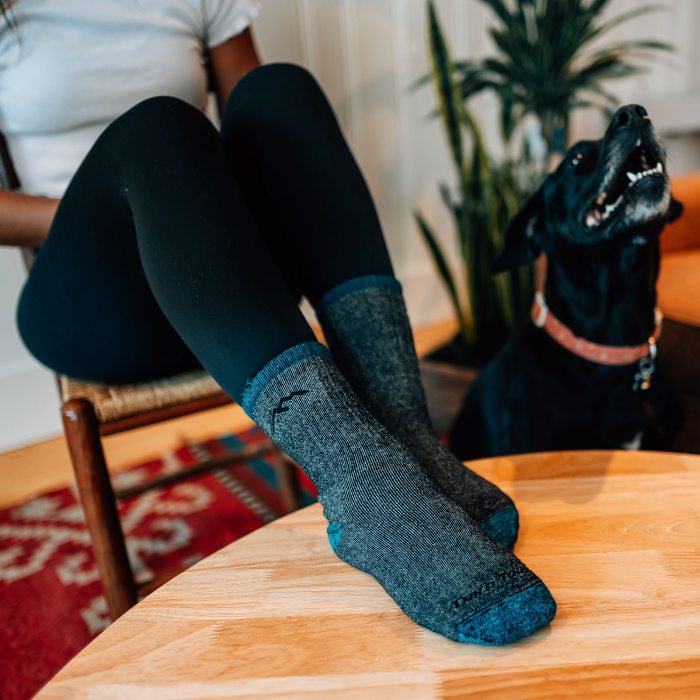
[571,150,597,173]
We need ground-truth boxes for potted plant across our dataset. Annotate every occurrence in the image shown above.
[416,0,671,368]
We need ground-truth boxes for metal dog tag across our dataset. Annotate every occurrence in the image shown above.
[633,338,657,391]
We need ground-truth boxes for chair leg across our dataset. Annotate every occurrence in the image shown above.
[270,444,301,514]
[61,398,137,621]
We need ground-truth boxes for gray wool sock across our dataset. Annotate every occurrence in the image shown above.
[315,275,519,548]
[241,341,556,645]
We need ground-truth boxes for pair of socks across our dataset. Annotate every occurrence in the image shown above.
[241,275,555,645]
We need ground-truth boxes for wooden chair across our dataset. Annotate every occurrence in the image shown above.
[2,130,302,623]
[56,366,302,623]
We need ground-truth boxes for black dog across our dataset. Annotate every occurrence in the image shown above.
[449,104,683,460]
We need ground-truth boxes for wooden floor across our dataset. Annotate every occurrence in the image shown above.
[0,320,458,508]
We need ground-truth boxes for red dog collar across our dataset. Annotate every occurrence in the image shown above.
[531,292,662,366]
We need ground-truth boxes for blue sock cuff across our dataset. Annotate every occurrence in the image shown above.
[241,341,331,415]
[316,274,402,314]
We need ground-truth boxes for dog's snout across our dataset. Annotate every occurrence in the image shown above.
[611,104,649,132]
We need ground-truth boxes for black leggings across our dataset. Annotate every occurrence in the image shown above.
[16,63,394,403]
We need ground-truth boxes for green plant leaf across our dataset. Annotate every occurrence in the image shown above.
[581,4,669,48]
[408,72,434,91]
[414,0,669,358]
[413,210,472,341]
[438,182,454,213]
[427,0,464,169]
[479,0,514,28]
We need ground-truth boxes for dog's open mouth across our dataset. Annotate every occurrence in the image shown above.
[584,142,664,229]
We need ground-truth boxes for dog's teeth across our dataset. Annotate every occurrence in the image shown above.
[596,192,606,206]
[586,208,602,226]
[656,162,663,173]
[605,204,615,214]
[627,172,637,183]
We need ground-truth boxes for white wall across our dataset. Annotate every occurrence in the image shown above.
[1,0,698,451]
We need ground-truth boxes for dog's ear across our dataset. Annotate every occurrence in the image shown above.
[666,196,683,223]
[492,189,545,273]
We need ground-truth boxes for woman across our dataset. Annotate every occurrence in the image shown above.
[0,0,555,644]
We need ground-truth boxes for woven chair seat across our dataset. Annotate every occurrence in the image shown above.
[59,369,228,423]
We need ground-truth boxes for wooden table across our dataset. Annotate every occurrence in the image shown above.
[39,451,700,699]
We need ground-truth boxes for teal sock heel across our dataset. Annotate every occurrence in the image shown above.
[327,522,343,551]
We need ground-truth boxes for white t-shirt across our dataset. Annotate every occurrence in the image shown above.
[0,0,260,197]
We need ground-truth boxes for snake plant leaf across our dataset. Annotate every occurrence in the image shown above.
[499,82,517,145]
[427,0,464,169]
[414,210,468,335]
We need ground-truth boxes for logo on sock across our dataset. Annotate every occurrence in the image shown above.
[271,390,309,432]
[450,569,521,610]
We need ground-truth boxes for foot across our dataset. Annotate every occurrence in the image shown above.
[242,343,555,644]
[398,422,519,548]
[315,276,519,548]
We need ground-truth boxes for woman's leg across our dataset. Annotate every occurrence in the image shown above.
[17,96,315,397]
[16,91,555,645]
[218,64,519,547]
[219,63,395,307]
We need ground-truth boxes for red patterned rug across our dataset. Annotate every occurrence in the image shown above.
[0,427,316,700]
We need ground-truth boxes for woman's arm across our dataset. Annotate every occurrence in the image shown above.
[208,27,262,113]
[0,28,261,249]
[0,189,59,248]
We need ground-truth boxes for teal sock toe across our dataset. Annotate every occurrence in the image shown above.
[480,507,519,549]
[456,582,557,646]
